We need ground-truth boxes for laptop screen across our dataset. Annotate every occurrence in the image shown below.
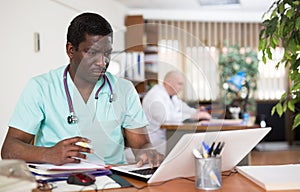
[111,127,271,184]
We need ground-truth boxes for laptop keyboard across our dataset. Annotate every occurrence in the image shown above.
[129,167,158,175]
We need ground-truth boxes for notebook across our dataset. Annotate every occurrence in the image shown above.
[236,164,300,191]
[111,127,271,183]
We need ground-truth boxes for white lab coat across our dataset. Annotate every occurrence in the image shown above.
[142,84,197,154]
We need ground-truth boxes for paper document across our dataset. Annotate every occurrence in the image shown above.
[28,161,111,183]
[237,164,300,190]
[28,161,106,171]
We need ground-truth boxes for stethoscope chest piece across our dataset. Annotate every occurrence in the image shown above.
[67,114,78,124]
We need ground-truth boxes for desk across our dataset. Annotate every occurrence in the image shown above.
[160,122,259,154]
[80,173,299,192]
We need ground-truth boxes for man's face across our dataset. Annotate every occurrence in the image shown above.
[71,34,112,84]
[172,76,184,94]
[169,74,185,96]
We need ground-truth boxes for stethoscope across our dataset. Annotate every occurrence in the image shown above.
[63,64,114,124]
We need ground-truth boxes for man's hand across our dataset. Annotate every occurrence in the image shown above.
[191,111,211,120]
[136,149,164,168]
[44,137,92,165]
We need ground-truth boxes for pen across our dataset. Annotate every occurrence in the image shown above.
[193,148,203,159]
[202,141,210,152]
[213,142,221,156]
[208,142,215,156]
[201,141,210,158]
[214,142,225,156]
[217,142,225,156]
[209,170,221,187]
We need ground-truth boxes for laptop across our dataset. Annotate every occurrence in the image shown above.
[111,127,271,184]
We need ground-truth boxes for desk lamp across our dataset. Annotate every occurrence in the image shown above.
[226,71,250,114]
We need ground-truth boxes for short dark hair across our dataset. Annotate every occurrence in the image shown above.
[67,12,113,50]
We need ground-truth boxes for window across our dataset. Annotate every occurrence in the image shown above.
[147,20,286,102]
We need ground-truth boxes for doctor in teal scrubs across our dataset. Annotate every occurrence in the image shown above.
[1,12,163,167]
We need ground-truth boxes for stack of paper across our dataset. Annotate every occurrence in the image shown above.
[28,161,110,182]
[28,161,122,190]
[237,164,300,191]
[28,161,106,171]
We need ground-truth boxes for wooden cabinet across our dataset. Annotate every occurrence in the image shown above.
[125,15,159,96]
[124,15,144,52]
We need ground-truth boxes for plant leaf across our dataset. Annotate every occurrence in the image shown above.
[292,113,300,129]
[286,8,294,19]
[266,47,272,59]
[296,17,300,30]
[275,102,283,117]
[288,100,295,112]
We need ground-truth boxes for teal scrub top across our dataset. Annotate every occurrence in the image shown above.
[9,65,148,164]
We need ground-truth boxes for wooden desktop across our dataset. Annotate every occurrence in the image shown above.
[32,171,300,192]
[68,173,299,192]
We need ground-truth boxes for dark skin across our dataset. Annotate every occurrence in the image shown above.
[1,34,164,167]
[1,128,90,165]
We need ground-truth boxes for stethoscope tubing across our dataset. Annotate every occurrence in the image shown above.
[63,64,113,124]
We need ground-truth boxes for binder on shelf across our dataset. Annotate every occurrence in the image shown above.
[124,52,145,81]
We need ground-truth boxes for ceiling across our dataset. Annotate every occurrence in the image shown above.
[113,0,276,22]
[114,0,275,12]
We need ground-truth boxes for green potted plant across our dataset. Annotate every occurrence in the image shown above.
[218,44,259,118]
[259,0,300,129]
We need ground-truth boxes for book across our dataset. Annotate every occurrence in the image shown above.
[237,164,300,190]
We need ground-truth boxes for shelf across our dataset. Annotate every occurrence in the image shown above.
[145,71,158,80]
[125,15,159,96]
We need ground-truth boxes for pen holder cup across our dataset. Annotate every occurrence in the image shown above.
[195,156,222,190]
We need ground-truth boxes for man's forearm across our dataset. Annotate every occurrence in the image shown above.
[1,138,49,163]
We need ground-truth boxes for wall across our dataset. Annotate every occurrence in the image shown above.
[0,0,127,154]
